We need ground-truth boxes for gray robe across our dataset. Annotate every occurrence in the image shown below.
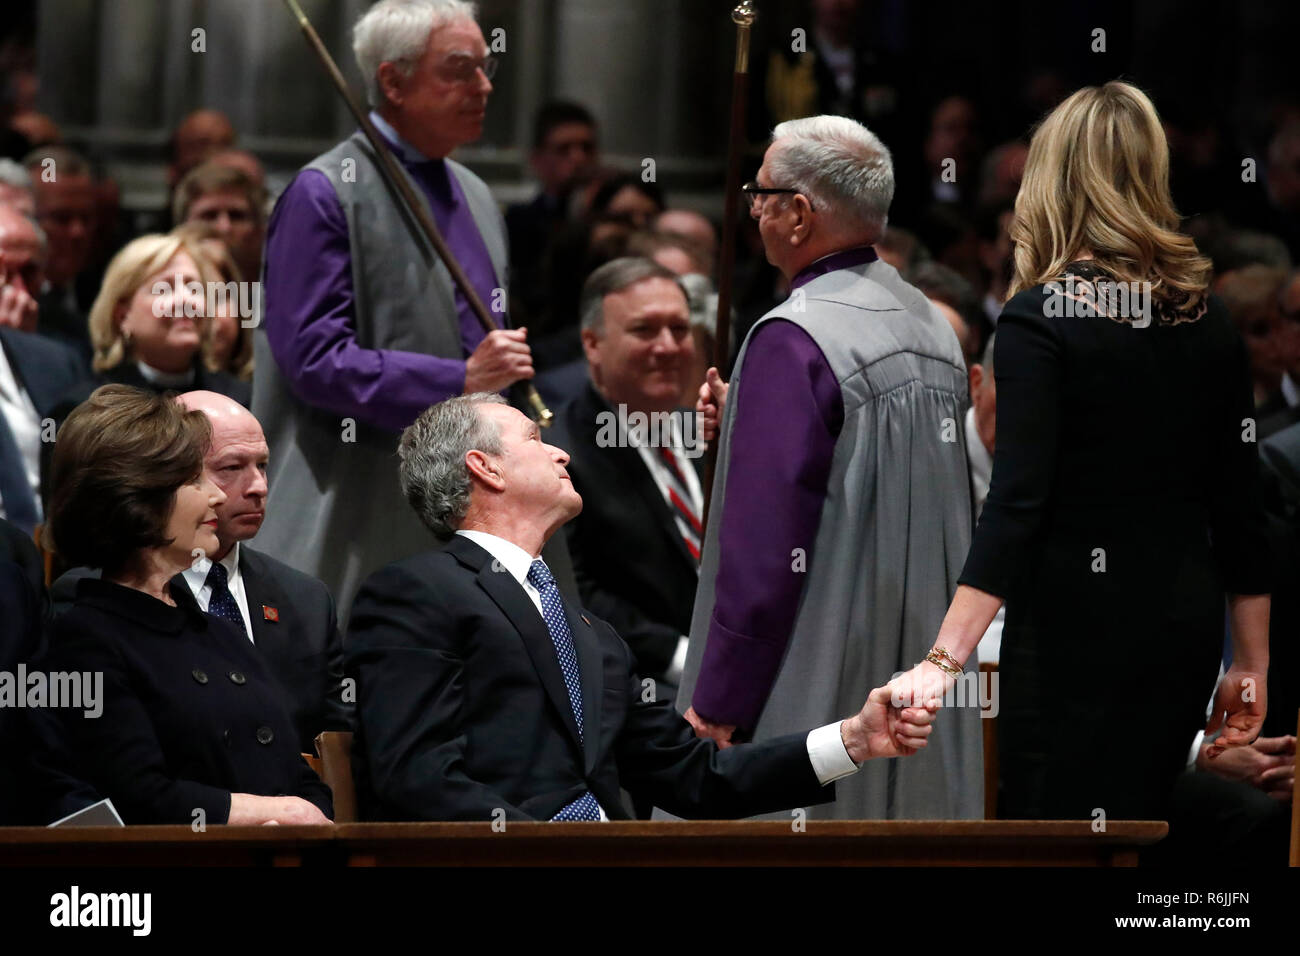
[674,259,984,820]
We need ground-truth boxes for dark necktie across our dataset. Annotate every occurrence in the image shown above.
[0,410,39,535]
[526,559,601,822]
[205,561,248,641]
[657,446,702,563]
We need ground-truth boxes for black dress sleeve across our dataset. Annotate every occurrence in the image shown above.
[958,289,1065,599]
[1210,308,1273,595]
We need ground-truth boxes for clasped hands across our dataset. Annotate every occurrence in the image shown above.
[685,661,949,762]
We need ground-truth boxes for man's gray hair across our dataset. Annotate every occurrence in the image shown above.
[354,0,478,108]
[0,158,32,191]
[398,392,506,539]
[579,256,685,334]
[768,115,895,236]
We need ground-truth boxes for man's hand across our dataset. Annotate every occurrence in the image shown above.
[1198,734,1295,800]
[696,366,729,443]
[1204,666,1268,758]
[684,705,736,749]
[464,328,534,394]
[841,685,939,762]
[0,251,38,332]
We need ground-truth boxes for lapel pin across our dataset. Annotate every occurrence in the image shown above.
[580,614,590,627]
[262,605,280,622]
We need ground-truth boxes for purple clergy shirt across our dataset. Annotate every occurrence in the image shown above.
[691,246,876,729]
[261,112,503,433]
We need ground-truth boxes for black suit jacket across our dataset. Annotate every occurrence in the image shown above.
[346,535,831,822]
[39,576,331,824]
[550,383,701,678]
[50,545,352,751]
[0,327,86,417]
[1,328,86,519]
[0,518,48,823]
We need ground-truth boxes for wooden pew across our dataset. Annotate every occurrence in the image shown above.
[0,820,1166,867]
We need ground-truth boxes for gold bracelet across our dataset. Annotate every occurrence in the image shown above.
[931,646,962,669]
[923,650,962,677]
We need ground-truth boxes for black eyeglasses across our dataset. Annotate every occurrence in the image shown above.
[741,181,812,210]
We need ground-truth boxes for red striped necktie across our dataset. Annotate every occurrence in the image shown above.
[657,446,702,564]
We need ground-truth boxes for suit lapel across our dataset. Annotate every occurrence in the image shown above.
[240,548,282,653]
[564,602,603,776]
[582,385,699,572]
[452,537,584,754]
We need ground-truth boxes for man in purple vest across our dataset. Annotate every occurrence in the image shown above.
[253,0,558,623]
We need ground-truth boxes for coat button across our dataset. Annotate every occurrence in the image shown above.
[228,671,246,685]
[222,730,231,746]
[255,726,274,745]
[192,669,208,685]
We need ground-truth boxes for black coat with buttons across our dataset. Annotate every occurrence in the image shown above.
[40,577,332,824]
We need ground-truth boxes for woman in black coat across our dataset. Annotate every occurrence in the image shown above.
[889,81,1272,820]
[38,384,330,825]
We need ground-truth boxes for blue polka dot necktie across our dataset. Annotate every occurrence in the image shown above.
[527,559,601,822]
[205,561,248,641]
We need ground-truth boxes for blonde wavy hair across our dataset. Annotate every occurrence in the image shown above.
[88,233,219,372]
[1008,81,1211,319]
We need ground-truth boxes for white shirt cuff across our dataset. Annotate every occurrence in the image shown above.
[1187,730,1205,771]
[665,636,690,685]
[807,721,860,785]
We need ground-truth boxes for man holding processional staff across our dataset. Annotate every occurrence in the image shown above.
[254,0,570,623]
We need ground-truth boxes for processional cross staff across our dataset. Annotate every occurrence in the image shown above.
[702,0,757,524]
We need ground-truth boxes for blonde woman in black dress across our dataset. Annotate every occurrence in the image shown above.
[889,81,1272,820]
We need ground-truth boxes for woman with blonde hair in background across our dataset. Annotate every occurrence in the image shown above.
[889,81,1272,821]
[49,232,251,424]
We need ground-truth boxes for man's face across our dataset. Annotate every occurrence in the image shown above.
[388,18,493,157]
[33,173,95,286]
[532,121,597,195]
[204,412,270,548]
[751,147,801,275]
[186,189,262,277]
[478,404,581,530]
[0,184,35,217]
[0,211,46,304]
[582,277,694,413]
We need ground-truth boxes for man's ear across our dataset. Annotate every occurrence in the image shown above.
[580,325,601,368]
[968,362,984,397]
[789,194,815,246]
[465,450,505,491]
[376,61,406,109]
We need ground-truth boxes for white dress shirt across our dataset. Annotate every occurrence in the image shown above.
[455,529,862,821]
[0,343,43,524]
[180,541,254,642]
[135,360,196,389]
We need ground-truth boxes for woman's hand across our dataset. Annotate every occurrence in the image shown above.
[1204,666,1268,758]
[228,793,332,825]
[886,659,957,712]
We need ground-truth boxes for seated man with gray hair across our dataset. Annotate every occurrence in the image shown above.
[675,115,983,820]
[345,393,940,821]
